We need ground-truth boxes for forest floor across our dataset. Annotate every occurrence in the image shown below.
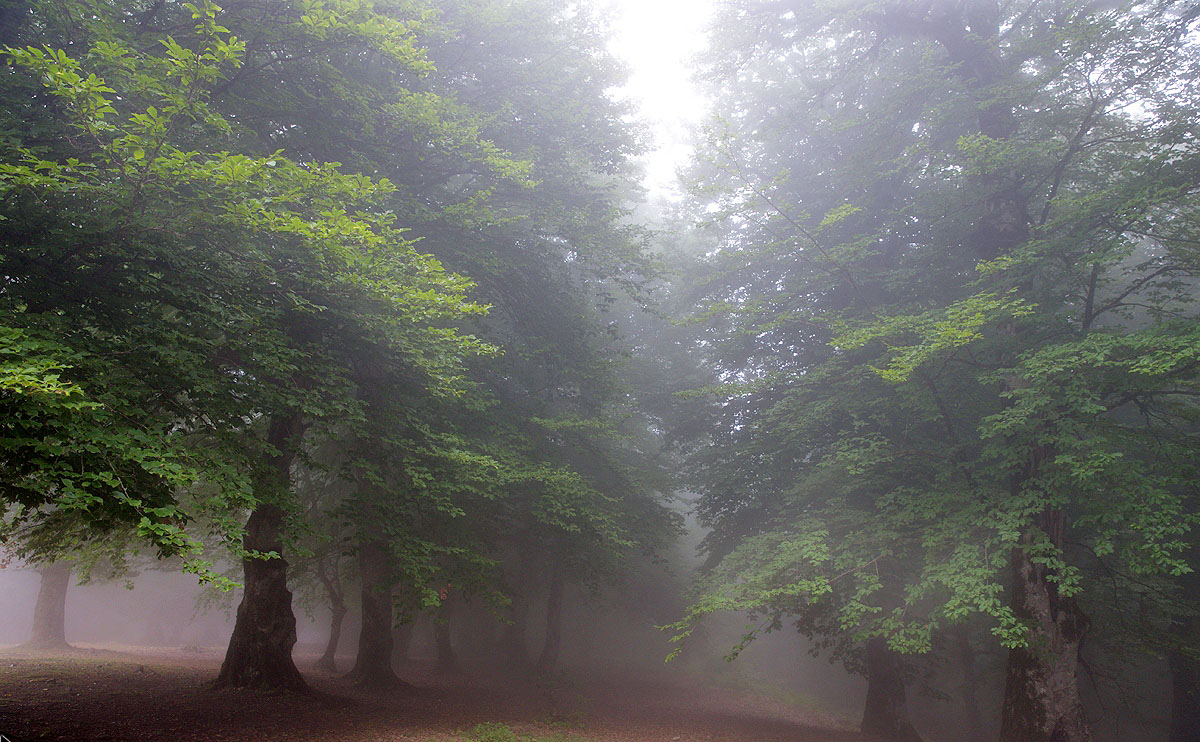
[0,644,872,742]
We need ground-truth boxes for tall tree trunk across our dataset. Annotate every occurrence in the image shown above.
[348,538,405,688]
[313,555,346,673]
[215,415,307,692]
[392,620,414,667]
[957,625,984,740]
[502,588,533,670]
[535,563,564,674]
[28,561,71,649]
[999,528,1092,742]
[1169,646,1200,742]
[860,637,924,742]
[315,604,346,673]
[1168,569,1200,742]
[434,595,460,675]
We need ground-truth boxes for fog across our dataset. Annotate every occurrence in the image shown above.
[3,1,1199,741]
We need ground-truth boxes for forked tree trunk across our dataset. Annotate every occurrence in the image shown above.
[315,605,346,673]
[860,637,924,742]
[435,596,460,675]
[215,415,307,692]
[28,561,71,648]
[535,564,564,673]
[999,534,1092,742]
[314,555,346,673]
[348,539,405,688]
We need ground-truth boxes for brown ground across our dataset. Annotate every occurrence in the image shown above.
[0,644,873,742]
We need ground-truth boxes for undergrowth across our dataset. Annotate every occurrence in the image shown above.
[463,721,586,742]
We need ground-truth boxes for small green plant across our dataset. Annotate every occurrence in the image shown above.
[465,722,520,742]
[531,734,586,742]
[463,722,588,742]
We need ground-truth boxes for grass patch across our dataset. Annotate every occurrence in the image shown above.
[463,722,587,742]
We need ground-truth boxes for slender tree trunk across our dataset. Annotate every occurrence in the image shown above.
[315,605,346,673]
[536,563,564,673]
[502,588,533,670]
[215,415,307,692]
[392,620,414,667]
[999,529,1092,742]
[860,637,924,742]
[957,625,984,740]
[435,595,460,675]
[28,561,71,649]
[313,555,345,672]
[348,539,405,688]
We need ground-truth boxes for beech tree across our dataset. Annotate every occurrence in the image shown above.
[0,0,493,691]
[670,2,1200,741]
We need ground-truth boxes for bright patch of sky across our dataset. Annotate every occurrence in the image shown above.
[593,0,716,200]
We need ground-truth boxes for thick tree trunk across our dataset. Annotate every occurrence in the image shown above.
[860,637,924,742]
[1168,576,1200,742]
[1168,567,1200,742]
[214,504,306,690]
[999,537,1092,742]
[435,596,460,675]
[313,556,346,673]
[1169,648,1200,742]
[215,415,307,692]
[348,539,406,688]
[535,564,564,674]
[28,561,71,648]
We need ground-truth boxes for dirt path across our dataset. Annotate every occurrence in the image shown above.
[0,644,872,742]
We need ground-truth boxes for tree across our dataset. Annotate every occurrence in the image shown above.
[28,561,72,649]
[1,0,493,691]
[670,2,1200,741]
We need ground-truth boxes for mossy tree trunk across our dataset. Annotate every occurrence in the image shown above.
[999,524,1092,742]
[215,414,307,692]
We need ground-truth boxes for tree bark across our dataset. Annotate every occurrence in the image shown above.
[860,637,924,742]
[957,625,984,740]
[535,563,564,674]
[1169,647,1200,742]
[392,620,414,667]
[1168,567,1200,742]
[28,561,71,649]
[502,587,533,670]
[313,554,346,672]
[999,531,1092,742]
[215,415,307,692]
[315,604,346,673]
[348,538,406,688]
[434,595,460,675]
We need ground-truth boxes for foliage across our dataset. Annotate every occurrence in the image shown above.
[671,0,1200,671]
[0,0,493,578]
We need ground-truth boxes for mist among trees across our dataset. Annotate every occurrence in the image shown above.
[1,2,1198,742]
